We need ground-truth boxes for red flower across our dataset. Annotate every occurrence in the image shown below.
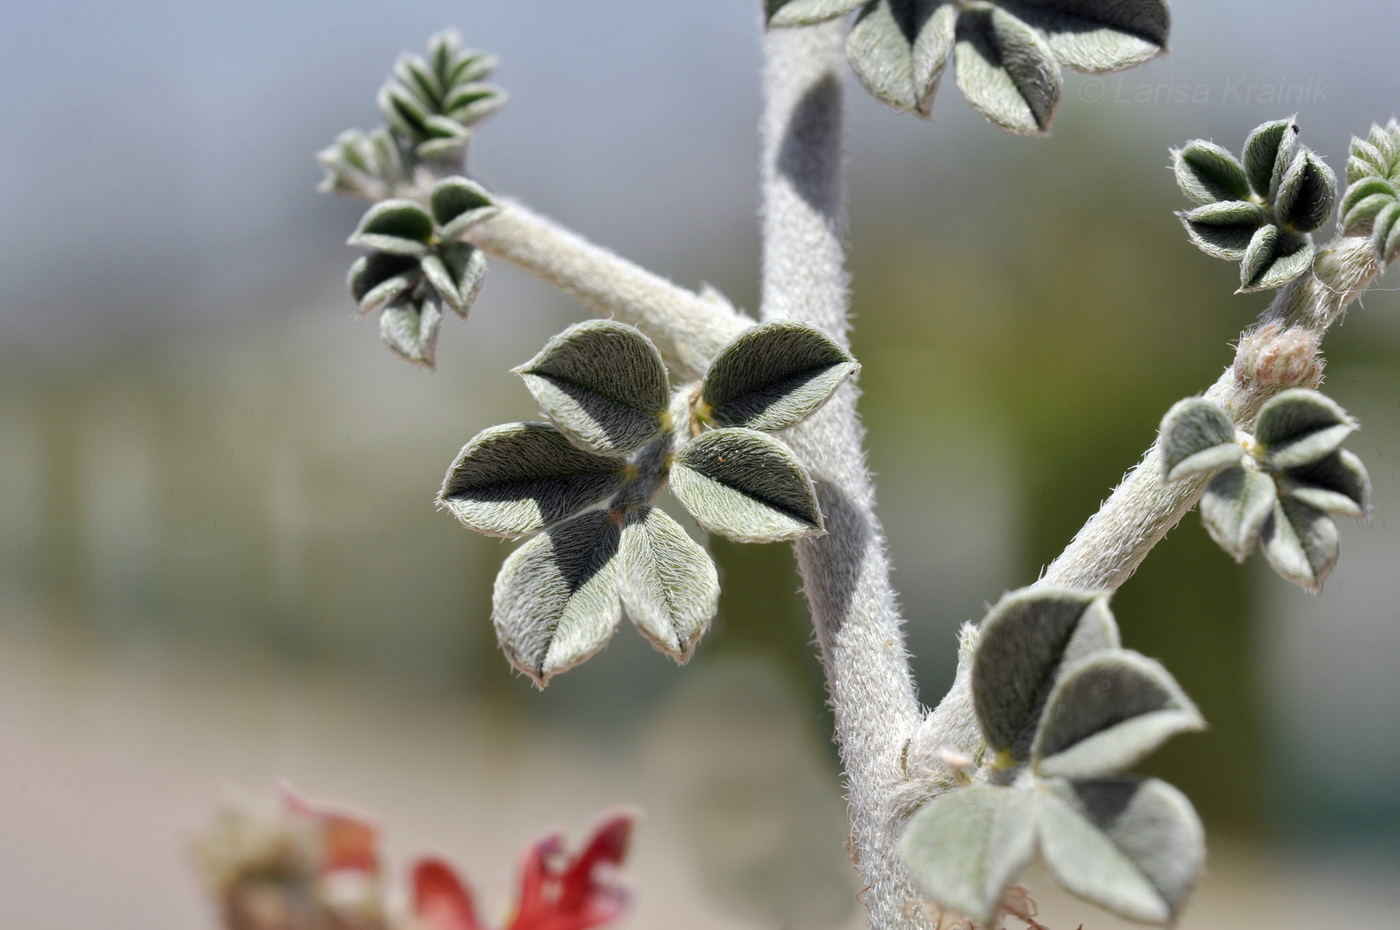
[412,811,635,930]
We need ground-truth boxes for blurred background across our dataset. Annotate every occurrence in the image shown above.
[1,1,1398,927]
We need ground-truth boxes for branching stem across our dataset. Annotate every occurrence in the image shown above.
[467,200,750,380]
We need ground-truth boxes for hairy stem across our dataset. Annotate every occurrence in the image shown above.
[1043,235,1382,589]
[759,21,922,930]
[467,200,750,380]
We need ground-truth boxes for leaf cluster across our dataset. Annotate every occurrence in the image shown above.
[1174,118,1338,292]
[346,178,497,366]
[900,589,1205,926]
[1340,119,1400,265]
[1160,390,1369,592]
[437,320,858,685]
[767,0,1169,135]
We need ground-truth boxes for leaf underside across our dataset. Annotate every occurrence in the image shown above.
[618,506,719,661]
[954,5,1061,135]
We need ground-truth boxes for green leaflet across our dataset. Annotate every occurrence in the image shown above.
[999,0,1168,73]
[766,0,866,27]
[1280,450,1370,519]
[1179,200,1265,261]
[618,506,719,662]
[1037,778,1204,925]
[1260,496,1339,593]
[971,588,1118,764]
[348,199,435,256]
[954,5,1060,136]
[421,242,487,317]
[1034,651,1204,779]
[701,321,857,432]
[847,0,955,117]
[430,176,499,241]
[492,510,623,686]
[438,422,627,538]
[900,785,1037,925]
[1239,225,1312,292]
[1158,397,1243,483]
[1274,149,1337,233]
[1199,464,1275,561]
[317,128,411,201]
[670,428,823,543]
[348,252,421,314]
[1255,389,1356,469]
[379,292,442,366]
[1242,118,1299,202]
[1172,141,1251,206]
[516,320,670,457]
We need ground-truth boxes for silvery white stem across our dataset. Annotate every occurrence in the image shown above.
[468,199,751,380]
[759,20,922,930]
[1041,236,1381,590]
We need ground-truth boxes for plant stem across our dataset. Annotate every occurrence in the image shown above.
[759,20,922,930]
[1041,236,1381,590]
[467,200,750,380]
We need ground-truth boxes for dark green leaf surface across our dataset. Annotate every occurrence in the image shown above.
[1159,397,1242,483]
[348,252,421,314]
[430,177,498,239]
[438,422,627,538]
[1240,227,1312,292]
[349,200,435,256]
[421,242,486,316]
[492,510,623,686]
[517,321,669,457]
[1280,449,1370,519]
[1034,651,1203,778]
[1261,497,1339,592]
[671,429,823,542]
[972,588,1118,764]
[702,322,858,431]
[1000,0,1168,73]
[1179,201,1264,261]
[1274,150,1336,233]
[1242,118,1299,200]
[847,0,956,117]
[1172,141,1251,205]
[954,4,1061,135]
[1255,389,1356,469]
[1199,465,1275,561]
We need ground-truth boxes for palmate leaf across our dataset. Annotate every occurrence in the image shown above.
[1037,778,1204,925]
[492,510,623,686]
[1254,389,1356,470]
[847,0,956,117]
[999,0,1168,73]
[438,422,627,538]
[971,588,1118,765]
[1033,651,1203,779]
[670,429,823,543]
[701,322,857,431]
[900,785,1037,926]
[516,321,670,457]
[954,5,1060,136]
[618,506,719,662]
[1158,397,1243,483]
